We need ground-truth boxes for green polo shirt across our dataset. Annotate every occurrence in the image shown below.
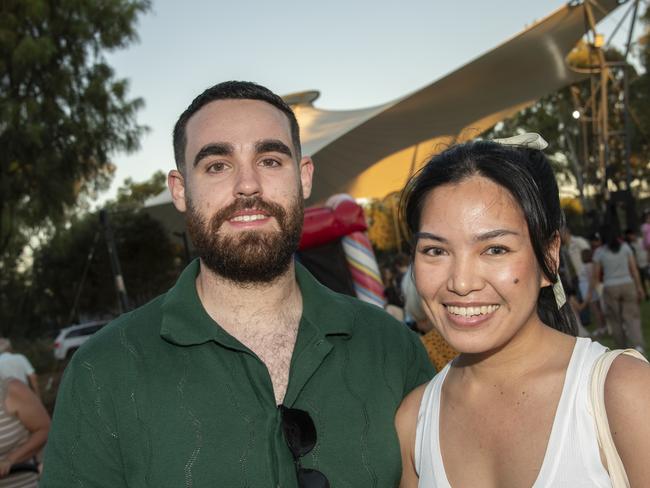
[42,260,434,487]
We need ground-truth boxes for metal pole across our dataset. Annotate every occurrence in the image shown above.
[99,209,130,313]
[68,231,100,323]
[623,65,633,190]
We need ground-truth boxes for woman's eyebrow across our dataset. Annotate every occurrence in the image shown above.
[414,232,447,243]
[474,229,519,242]
[414,229,519,244]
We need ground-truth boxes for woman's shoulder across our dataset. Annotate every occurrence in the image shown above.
[604,352,650,407]
[602,352,650,483]
[397,382,429,422]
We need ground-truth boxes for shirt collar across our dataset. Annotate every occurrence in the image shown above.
[160,259,354,347]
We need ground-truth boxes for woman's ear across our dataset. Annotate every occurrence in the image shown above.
[541,231,562,287]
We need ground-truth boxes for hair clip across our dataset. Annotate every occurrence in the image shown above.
[553,279,567,309]
[492,132,548,150]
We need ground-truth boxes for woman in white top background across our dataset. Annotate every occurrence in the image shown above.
[395,136,650,487]
[590,231,646,353]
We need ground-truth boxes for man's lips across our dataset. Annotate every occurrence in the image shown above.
[227,209,271,224]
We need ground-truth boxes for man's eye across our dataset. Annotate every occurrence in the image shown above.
[485,246,509,256]
[259,158,281,168]
[207,162,227,173]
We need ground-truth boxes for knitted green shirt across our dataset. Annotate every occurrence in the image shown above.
[41,260,434,487]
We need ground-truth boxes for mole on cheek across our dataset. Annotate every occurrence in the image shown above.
[513,278,519,284]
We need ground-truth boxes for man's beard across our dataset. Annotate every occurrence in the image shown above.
[185,193,304,285]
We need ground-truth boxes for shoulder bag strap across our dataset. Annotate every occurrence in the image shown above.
[590,348,648,488]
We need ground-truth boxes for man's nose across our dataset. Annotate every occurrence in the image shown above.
[233,165,262,197]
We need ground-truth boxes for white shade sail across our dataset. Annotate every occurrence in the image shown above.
[145,0,624,235]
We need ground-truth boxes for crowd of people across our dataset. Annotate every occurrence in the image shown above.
[559,215,649,354]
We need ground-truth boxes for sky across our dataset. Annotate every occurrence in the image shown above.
[101,0,638,204]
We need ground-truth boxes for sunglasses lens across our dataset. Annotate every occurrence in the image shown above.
[280,406,317,458]
[298,468,330,488]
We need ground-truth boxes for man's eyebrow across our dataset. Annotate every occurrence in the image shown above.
[474,229,519,241]
[414,232,447,243]
[255,139,293,158]
[193,142,234,167]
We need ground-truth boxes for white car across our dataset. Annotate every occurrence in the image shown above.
[53,321,109,360]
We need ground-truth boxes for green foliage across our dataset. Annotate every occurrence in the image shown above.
[0,0,151,268]
[29,208,181,331]
[484,30,650,216]
[1,171,182,338]
[112,170,167,210]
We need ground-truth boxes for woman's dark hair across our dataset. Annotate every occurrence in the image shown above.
[605,231,622,253]
[400,140,577,336]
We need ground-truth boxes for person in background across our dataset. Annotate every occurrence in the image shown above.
[591,231,647,352]
[625,227,649,297]
[641,210,650,262]
[588,231,603,251]
[0,340,39,400]
[401,267,457,371]
[0,375,50,487]
[560,225,590,293]
[578,249,606,337]
[396,135,650,487]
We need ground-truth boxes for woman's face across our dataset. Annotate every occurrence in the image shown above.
[413,175,552,354]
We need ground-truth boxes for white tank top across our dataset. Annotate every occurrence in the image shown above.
[414,337,613,487]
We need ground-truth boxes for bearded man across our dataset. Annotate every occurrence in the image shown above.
[42,81,433,488]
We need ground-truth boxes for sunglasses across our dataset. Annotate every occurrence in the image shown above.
[279,405,330,488]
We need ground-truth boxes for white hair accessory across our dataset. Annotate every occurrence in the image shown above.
[553,279,567,309]
[492,132,548,150]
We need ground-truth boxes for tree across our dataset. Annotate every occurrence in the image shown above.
[19,172,182,337]
[484,35,650,224]
[0,0,151,270]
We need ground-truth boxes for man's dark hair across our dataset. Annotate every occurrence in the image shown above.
[173,81,301,171]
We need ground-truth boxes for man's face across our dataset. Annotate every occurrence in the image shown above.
[169,99,313,284]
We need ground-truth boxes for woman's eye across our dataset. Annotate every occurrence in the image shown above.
[485,246,509,256]
[421,246,447,257]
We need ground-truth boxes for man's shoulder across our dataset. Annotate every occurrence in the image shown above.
[72,293,167,366]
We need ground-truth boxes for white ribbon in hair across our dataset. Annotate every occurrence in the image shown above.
[492,132,548,150]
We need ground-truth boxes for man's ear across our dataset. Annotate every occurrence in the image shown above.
[541,231,562,287]
[168,169,187,213]
[299,156,314,200]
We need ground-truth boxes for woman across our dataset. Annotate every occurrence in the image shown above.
[0,376,50,487]
[590,232,646,353]
[395,136,650,487]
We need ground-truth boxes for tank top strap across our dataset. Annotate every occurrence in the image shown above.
[414,362,452,487]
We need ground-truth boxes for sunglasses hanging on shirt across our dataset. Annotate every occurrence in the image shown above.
[279,405,330,488]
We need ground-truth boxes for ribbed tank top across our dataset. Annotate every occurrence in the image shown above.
[414,337,613,487]
[0,380,38,488]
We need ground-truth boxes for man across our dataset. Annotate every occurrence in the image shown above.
[626,227,649,296]
[42,81,434,487]
[0,338,40,399]
[560,225,590,284]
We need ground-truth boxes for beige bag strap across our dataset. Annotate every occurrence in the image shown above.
[590,348,648,487]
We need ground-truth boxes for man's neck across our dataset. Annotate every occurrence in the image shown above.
[195,260,302,334]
